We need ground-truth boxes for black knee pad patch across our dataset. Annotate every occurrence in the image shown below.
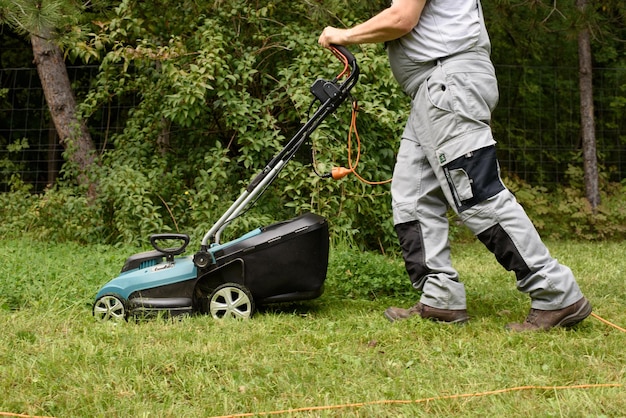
[443,145,505,212]
[395,221,430,289]
[477,223,531,281]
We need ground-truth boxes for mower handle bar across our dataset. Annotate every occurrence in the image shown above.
[200,45,359,248]
[150,233,190,260]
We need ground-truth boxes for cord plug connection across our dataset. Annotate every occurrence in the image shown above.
[331,167,353,180]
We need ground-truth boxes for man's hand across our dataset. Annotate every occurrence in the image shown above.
[318,26,349,48]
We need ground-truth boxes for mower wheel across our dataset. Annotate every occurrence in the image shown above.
[93,294,127,322]
[193,251,211,268]
[208,283,254,319]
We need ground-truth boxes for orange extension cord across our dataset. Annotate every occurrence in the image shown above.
[346,100,392,185]
[1,383,622,418]
[327,45,392,185]
[591,312,626,332]
[209,383,623,418]
[329,99,393,185]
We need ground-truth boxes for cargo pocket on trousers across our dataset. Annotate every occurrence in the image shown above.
[446,168,474,204]
[443,146,506,212]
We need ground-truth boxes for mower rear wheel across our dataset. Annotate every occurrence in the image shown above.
[208,283,254,319]
[93,295,127,321]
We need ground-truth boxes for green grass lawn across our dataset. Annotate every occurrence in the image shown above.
[0,238,624,417]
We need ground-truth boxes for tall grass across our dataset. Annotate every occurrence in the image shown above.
[0,237,624,417]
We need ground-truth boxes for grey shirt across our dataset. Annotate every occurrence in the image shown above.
[386,0,491,97]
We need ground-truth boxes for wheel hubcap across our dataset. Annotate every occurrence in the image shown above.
[210,287,252,319]
[93,295,125,321]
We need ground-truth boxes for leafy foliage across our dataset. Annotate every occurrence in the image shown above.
[504,167,626,240]
[326,246,412,299]
[65,0,407,248]
[1,0,626,247]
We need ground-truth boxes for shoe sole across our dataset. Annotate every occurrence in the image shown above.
[383,311,396,323]
[438,316,469,324]
[383,309,409,323]
[557,298,592,328]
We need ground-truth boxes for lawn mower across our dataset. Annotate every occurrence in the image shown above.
[93,45,359,321]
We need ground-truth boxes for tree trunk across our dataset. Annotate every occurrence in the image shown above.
[576,0,600,210]
[47,120,58,187]
[30,29,97,196]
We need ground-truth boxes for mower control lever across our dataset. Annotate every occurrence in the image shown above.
[310,79,341,103]
[150,233,190,260]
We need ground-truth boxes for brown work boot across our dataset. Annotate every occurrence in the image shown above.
[506,297,592,332]
[384,302,469,324]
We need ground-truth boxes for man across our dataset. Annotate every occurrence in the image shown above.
[318,0,591,331]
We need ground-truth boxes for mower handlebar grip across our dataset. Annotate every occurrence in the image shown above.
[331,44,356,69]
[150,233,190,256]
[329,44,359,92]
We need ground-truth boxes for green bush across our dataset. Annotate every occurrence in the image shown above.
[326,246,413,299]
[504,173,626,241]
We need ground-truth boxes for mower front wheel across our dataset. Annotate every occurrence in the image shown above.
[93,294,127,322]
[208,283,254,319]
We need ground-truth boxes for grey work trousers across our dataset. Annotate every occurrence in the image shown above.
[391,55,583,311]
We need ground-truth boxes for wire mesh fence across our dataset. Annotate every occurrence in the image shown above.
[494,64,626,185]
[1,64,625,193]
